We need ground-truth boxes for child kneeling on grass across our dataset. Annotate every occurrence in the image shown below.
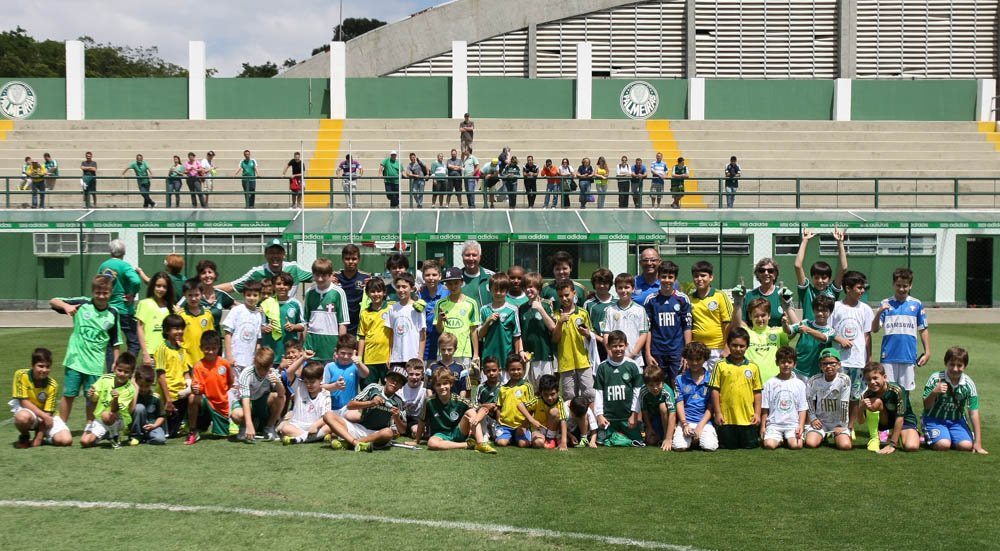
[804,348,853,451]
[186,331,233,445]
[323,370,406,452]
[129,365,167,445]
[280,350,333,445]
[922,347,987,454]
[594,330,643,446]
[10,347,72,448]
[232,348,286,442]
[518,374,568,450]
[760,346,807,450]
[633,365,677,451]
[863,362,920,454]
[81,353,138,448]
[410,367,496,453]
[566,396,598,448]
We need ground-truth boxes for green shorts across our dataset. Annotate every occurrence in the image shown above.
[233,395,270,430]
[197,396,230,436]
[432,426,466,443]
[362,363,388,387]
[63,367,100,397]
[599,419,642,444]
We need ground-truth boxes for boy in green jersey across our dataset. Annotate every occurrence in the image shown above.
[633,365,677,451]
[922,347,987,454]
[784,295,850,381]
[51,275,122,425]
[478,273,522,380]
[129,365,167,445]
[593,330,643,444]
[323,371,407,452]
[472,357,502,441]
[81,353,137,448]
[863,363,920,454]
[435,267,481,373]
[519,272,557,387]
[411,367,496,453]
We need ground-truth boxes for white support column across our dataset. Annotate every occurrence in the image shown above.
[833,78,852,121]
[976,79,996,123]
[575,42,592,120]
[65,40,85,121]
[330,41,347,119]
[188,41,206,120]
[451,41,468,119]
[936,229,958,304]
[688,77,705,120]
[607,241,629,275]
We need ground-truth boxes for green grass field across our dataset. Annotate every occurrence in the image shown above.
[1,326,998,550]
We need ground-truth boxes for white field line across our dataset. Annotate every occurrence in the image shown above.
[0,499,704,550]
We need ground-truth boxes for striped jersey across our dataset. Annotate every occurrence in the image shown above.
[877,296,928,364]
[11,369,58,413]
[637,385,677,416]
[600,301,649,367]
[864,383,918,429]
[304,284,350,361]
[922,371,979,421]
[355,383,405,431]
[806,372,851,430]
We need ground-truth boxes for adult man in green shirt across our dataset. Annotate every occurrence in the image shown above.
[235,149,259,209]
[97,239,144,358]
[379,150,401,208]
[461,240,494,311]
[218,238,313,299]
[122,153,155,208]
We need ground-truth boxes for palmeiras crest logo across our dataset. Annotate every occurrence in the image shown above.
[620,81,659,120]
[0,81,36,120]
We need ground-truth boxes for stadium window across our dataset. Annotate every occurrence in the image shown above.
[774,234,936,256]
[33,232,111,256]
[659,234,750,256]
[513,242,603,278]
[143,234,280,256]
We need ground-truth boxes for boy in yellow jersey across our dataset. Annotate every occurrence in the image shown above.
[495,354,534,447]
[155,314,192,438]
[709,328,762,449]
[178,278,214,367]
[518,374,568,450]
[552,280,594,402]
[690,260,733,369]
[358,277,392,386]
[10,348,72,447]
[81,353,138,448]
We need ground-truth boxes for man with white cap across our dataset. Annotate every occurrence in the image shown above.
[379,150,401,208]
[218,238,313,299]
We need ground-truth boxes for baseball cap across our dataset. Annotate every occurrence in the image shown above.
[386,369,407,385]
[491,158,499,164]
[442,267,463,282]
[818,348,841,361]
[264,238,285,251]
[389,150,398,155]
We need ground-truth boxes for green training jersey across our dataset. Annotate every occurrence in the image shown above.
[232,261,313,298]
[639,385,677,416]
[480,302,521,364]
[584,295,615,335]
[865,383,918,429]
[262,298,304,361]
[96,258,142,315]
[422,394,472,436]
[304,285,350,362]
[789,320,836,378]
[518,300,554,361]
[462,269,494,313]
[57,297,122,376]
[922,371,979,421]
[593,358,642,421]
[91,373,138,428]
[355,383,405,431]
[434,295,481,358]
[476,382,501,406]
[506,293,529,309]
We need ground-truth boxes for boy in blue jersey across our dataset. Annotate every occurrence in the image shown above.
[870,267,930,448]
[322,335,370,412]
[644,261,692,388]
[672,342,718,451]
[794,227,848,317]
[335,244,370,336]
[419,260,449,362]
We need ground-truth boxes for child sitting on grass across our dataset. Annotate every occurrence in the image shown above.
[186,331,233,445]
[129,365,167,445]
[232,348,286,442]
[280,350,333,445]
[566,396,598,448]
[633,365,677,451]
[410,367,496,453]
[804,348,853,451]
[81,353,138,448]
[10,347,72,448]
[323,370,407,452]
[593,330,643,445]
[673,342,718,452]
[323,334,369,413]
[401,359,429,438]
[922,347,987,454]
[863,362,920,454]
[495,354,534,447]
[472,357,502,442]
[760,346,807,450]
[518,374,568,451]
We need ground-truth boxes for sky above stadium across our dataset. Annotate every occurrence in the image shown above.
[6,0,441,76]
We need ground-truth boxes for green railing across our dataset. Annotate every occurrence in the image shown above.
[4,175,1000,209]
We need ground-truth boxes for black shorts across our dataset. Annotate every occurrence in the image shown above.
[717,424,760,449]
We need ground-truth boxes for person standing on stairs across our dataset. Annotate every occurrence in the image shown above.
[235,150,259,209]
[122,153,155,208]
[460,113,475,156]
[724,156,741,209]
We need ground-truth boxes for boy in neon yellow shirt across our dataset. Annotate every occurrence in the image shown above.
[552,280,593,402]
[709,327,762,449]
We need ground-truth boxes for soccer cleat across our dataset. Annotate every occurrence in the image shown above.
[466,438,477,450]
[264,427,279,442]
[128,438,140,447]
[867,438,880,452]
[110,438,122,450]
[228,421,239,436]
[185,433,200,446]
[850,430,856,441]
[14,436,31,449]
[281,435,294,446]
[354,441,372,453]
[476,442,498,454]
[575,439,589,448]
[330,438,345,450]
[323,434,333,443]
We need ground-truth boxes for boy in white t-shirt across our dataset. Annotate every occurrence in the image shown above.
[400,359,429,437]
[760,346,808,450]
[386,273,426,375]
[599,273,649,367]
[565,395,598,448]
[829,270,874,434]
[222,280,268,375]
[280,350,332,445]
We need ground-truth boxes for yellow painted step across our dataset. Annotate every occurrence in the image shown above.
[305,119,343,208]
[977,121,1000,151]
[645,120,705,208]
[0,119,13,140]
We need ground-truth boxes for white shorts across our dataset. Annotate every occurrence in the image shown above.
[882,363,916,391]
[804,425,849,439]
[9,400,70,438]
[277,418,316,433]
[672,422,719,451]
[343,418,378,440]
[87,418,124,440]
[763,425,799,443]
[527,360,556,386]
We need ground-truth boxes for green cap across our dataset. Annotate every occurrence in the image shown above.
[265,238,285,251]
[818,348,841,361]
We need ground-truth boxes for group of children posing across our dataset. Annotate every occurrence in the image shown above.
[11,233,987,455]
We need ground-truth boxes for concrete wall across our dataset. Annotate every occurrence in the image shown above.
[468,78,574,119]
[346,77,450,118]
[851,80,978,121]
[86,78,188,119]
[206,79,330,119]
[592,79,688,120]
[705,80,835,120]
